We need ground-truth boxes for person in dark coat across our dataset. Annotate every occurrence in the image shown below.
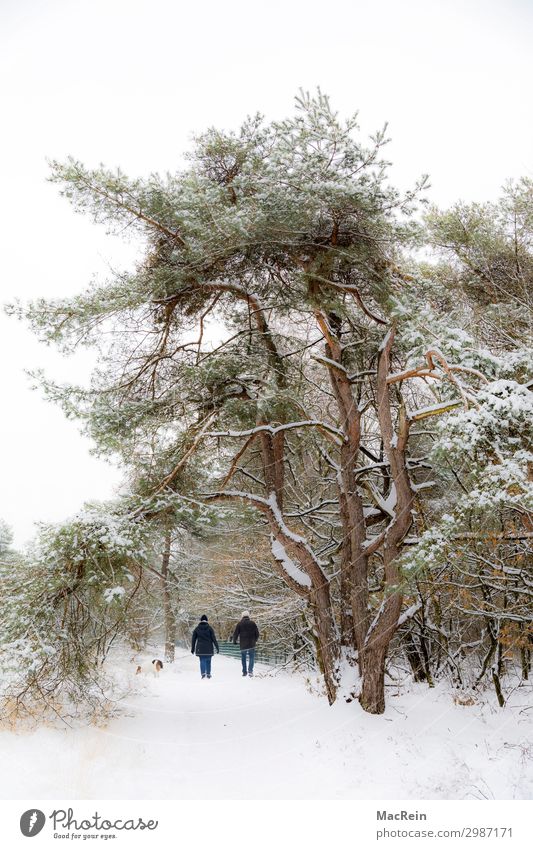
[191,615,219,679]
[232,610,260,677]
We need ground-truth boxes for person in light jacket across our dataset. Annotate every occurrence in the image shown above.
[232,610,260,677]
[191,615,219,679]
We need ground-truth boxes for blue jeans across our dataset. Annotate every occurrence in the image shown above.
[241,648,255,675]
[199,655,212,677]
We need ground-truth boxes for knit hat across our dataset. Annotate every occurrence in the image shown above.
[241,610,250,618]
[200,614,208,621]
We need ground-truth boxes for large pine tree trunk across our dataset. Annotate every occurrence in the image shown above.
[360,644,388,714]
[359,583,403,714]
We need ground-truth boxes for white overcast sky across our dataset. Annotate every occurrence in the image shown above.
[1,0,532,546]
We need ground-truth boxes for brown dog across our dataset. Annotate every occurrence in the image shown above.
[152,659,163,676]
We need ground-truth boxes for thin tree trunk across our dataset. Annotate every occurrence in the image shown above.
[477,621,498,684]
[520,646,529,681]
[402,629,427,682]
[161,527,176,663]
[520,622,530,680]
[311,583,340,704]
[357,330,414,714]
[313,306,368,673]
[339,490,357,653]
[491,666,505,707]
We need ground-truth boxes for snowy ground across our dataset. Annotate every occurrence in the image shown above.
[1,652,532,800]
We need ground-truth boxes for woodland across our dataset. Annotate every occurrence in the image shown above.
[1,92,531,722]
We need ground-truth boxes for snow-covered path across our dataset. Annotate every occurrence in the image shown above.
[1,653,532,799]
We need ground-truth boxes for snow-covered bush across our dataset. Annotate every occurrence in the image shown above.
[0,502,152,725]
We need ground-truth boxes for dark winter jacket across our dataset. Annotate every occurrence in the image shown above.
[191,621,219,656]
[232,616,259,650]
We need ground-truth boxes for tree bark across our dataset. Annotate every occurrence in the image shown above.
[360,582,403,713]
[311,582,340,704]
[360,644,388,714]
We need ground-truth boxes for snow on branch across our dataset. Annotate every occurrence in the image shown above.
[206,420,344,441]
[364,480,397,519]
[271,537,312,588]
[202,489,325,591]
[267,491,313,547]
[378,327,394,353]
[312,354,349,374]
[203,489,269,508]
[388,348,488,415]
[408,400,463,422]
[364,598,420,648]
[397,601,423,627]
